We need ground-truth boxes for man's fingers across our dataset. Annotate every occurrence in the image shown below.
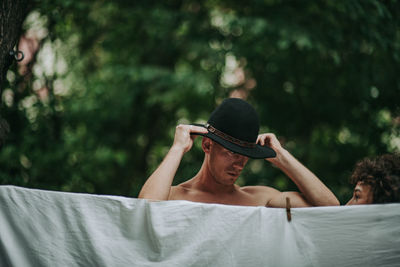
[257,135,265,146]
[177,124,206,133]
[189,125,208,134]
[257,133,276,147]
[257,133,272,146]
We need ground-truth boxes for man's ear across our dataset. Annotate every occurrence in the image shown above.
[202,137,212,154]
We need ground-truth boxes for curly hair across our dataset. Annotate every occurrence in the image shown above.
[350,154,400,204]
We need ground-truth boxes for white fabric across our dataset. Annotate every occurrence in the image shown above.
[0,186,399,267]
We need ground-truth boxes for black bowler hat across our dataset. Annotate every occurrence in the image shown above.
[193,98,276,159]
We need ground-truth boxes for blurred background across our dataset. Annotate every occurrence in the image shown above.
[1,0,399,204]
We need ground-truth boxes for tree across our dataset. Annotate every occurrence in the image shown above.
[1,1,399,203]
[0,0,32,145]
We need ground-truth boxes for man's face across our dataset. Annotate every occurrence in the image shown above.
[346,181,374,205]
[206,140,249,185]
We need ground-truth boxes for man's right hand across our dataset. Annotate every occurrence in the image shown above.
[172,124,208,153]
[138,124,207,201]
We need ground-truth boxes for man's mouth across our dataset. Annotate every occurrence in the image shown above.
[227,169,242,176]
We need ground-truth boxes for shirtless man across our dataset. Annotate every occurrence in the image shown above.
[139,98,339,208]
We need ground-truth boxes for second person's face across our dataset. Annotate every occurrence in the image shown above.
[346,182,374,205]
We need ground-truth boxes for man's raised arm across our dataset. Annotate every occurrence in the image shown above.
[257,133,340,208]
[138,124,207,201]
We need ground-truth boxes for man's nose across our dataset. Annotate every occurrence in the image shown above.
[345,198,353,206]
[233,154,248,166]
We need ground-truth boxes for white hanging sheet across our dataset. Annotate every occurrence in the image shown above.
[0,185,399,267]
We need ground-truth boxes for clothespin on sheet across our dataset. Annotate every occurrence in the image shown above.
[286,197,291,222]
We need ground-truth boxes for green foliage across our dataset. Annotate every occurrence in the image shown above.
[1,0,399,203]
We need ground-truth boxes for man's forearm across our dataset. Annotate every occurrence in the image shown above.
[138,146,185,200]
[272,149,340,206]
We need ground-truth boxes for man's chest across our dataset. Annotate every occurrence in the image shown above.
[171,188,267,206]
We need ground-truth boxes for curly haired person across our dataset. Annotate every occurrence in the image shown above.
[346,153,400,205]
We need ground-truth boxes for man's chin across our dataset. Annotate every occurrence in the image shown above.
[226,174,239,184]
[215,177,236,186]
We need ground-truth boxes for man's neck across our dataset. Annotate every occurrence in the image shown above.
[192,162,238,195]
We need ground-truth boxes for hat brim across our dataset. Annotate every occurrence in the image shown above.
[191,126,276,159]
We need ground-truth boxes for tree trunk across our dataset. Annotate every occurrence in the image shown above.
[0,0,32,146]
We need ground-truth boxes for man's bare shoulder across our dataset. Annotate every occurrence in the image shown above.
[168,182,195,200]
[241,185,280,195]
[238,185,281,206]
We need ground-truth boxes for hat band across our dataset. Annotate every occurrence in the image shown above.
[205,123,256,148]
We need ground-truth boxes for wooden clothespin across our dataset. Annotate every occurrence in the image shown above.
[286,197,291,222]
